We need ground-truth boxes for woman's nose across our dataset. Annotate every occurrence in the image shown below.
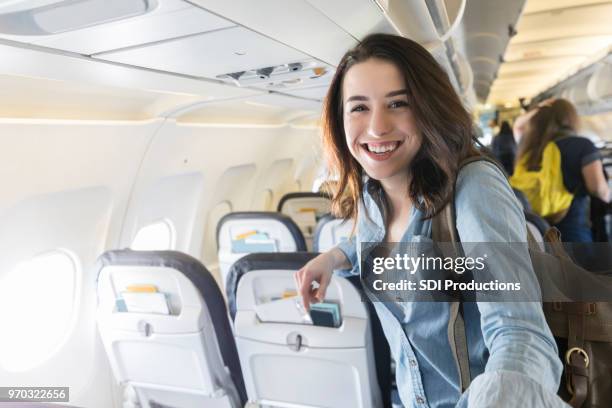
[367,108,392,137]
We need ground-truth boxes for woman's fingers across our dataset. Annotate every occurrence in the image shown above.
[315,272,331,302]
[297,267,314,311]
[295,256,334,310]
[294,268,302,290]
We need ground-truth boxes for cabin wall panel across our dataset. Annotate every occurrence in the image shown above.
[128,171,205,251]
[121,122,320,283]
[0,118,320,406]
[0,119,162,408]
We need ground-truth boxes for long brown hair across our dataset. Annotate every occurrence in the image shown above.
[517,98,579,170]
[322,33,478,221]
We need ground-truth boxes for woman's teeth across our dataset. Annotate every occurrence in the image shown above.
[365,142,399,154]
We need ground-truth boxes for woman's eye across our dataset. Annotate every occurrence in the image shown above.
[350,105,368,113]
[389,100,409,109]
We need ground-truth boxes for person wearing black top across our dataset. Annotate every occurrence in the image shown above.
[491,121,516,175]
[516,99,610,242]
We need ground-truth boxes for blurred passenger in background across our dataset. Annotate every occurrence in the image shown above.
[491,120,516,175]
[512,99,610,242]
[512,108,537,145]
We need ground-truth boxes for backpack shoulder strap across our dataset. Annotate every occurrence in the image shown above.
[432,154,547,393]
[432,154,503,251]
[433,202,471,392]
[432,154,503,393]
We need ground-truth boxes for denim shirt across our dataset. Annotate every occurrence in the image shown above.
[336,161,566,408]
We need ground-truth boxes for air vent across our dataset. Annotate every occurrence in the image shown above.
[0,0,157,35]
[216,59,331,89]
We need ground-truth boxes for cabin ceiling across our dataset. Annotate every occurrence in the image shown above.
[488,0,612,106]
[460,0,526,103]
[95,26,312,81]
[0,0,393,121]
[1,0,608,119]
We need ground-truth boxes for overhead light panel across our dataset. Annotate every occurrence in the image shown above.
[0,0,157,35]
[216,59,331,89]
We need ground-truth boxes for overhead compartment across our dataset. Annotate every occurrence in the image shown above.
[187,0,361,66]
[534,51,612,115]
[375,0,465,48]
[492,1,612,106]
[454,50,474,97]
[568,77,592,105]
[373,0,480,105]
[587,57,612,102]
[0,0,155,35]
[461,0,526,103]
[0,0,236,55]
[96,26,311,83]
[0,40,261,120]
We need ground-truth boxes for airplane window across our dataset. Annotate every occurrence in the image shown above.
[131,220,175,251]
[0,250,78,372]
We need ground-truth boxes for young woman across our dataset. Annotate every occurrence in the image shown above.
[295,34,565,407]
[514,99,610,242]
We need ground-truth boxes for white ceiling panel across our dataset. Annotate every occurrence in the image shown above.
[305,0,396,39]
[498,56,586,76]
[522,0,611,14]
[0,43,260,102]
[283,85,330,100]
[95,26,310,80]
[188,0,358,65]
[0,73,200,120]
[489,0,612,105]
[0,0,236,55]
[254,93,321,111]
[505,36,612,62]
[176,93,318,125]
[513,2,612,44]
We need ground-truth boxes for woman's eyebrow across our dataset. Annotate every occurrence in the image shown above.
[386,89,408,97]
[345,89,408,103]
[346,95,368,102]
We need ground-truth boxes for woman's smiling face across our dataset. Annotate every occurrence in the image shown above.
[342,58,422,183]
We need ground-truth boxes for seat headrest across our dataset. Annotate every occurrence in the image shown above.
[95,249,247,404]
[216,211,307,252]
[276,192,331,213]
[313,213,353,252]
[225,252,319,320]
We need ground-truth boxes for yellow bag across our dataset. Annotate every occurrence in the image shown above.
[510,142,574,224]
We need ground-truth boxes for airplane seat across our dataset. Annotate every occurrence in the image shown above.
[313,213,353,253]
[96,249,247,408]
[216,211,306,290]
[226,252,385,408]
[524,210,550,251]
[225,252,319,320]
[277,192,332,251]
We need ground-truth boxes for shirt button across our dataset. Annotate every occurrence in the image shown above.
[409,359,417,367]
[416,396,425,404]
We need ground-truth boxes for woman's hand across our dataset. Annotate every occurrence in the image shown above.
[295,248,349,310]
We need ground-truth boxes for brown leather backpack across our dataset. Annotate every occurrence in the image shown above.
[432,155,612,408]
